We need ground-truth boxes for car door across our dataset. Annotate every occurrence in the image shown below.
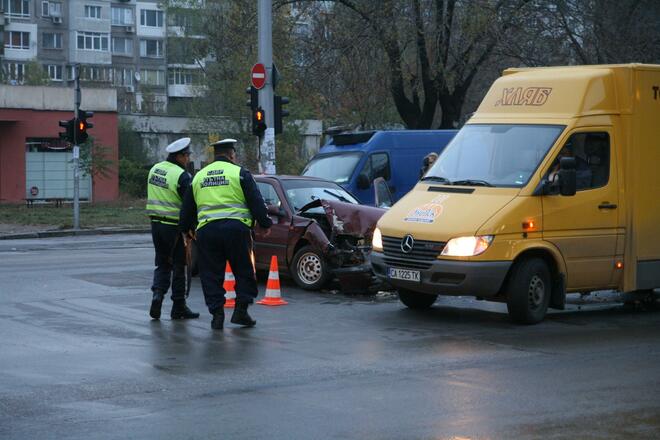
[542,129,619,290]
[253,180,291,271]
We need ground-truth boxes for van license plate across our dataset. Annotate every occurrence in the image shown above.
[388,268,421,282]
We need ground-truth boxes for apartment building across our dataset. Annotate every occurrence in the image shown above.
[0,0,207,114]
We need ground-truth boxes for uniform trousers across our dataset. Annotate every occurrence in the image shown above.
[196,219,258,314]
[150,221,186,300]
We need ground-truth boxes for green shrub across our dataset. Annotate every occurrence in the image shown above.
[119,158,149,198]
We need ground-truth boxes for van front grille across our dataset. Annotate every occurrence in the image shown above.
[383,256,432,270]
[382,236,445,261]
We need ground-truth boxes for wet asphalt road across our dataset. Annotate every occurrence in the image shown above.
[1,234,660,440]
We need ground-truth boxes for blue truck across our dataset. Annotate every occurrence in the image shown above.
[301,130,457,206]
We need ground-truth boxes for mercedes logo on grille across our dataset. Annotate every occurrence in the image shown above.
[401,234,415,254]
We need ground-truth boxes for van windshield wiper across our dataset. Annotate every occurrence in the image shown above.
[452,179,494,187]
[323,189,351,203]
[420,176,452,184]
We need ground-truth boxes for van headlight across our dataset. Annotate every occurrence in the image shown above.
[372,227,383,251]
[441,235,494,257]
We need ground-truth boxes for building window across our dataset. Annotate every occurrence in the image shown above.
[4,62,25,83]
[140,39,163,58]
[41,1,61,17]
[2,0,30,17]
[141,69,165,86]
[111,37,133,55]
[4,31,30,50]
[79,65,112,82]
[113,68,133,86]
[168,68,201,86]
[84,5,101,19]
[140,9,163,27]
[111,7,134,25]
[42,32,62,49]
[47,64,63,81]
[76,32,109,51]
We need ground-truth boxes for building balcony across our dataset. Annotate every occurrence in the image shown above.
[167,84,206,98]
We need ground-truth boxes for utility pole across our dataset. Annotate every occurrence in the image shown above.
[73,66,81,230]
[258,0,276,174]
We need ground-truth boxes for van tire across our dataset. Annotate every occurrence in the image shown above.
[398,290,438,309]
[506,258,551,324]
[291,245,330,290]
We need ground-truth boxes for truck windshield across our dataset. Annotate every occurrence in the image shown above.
[425,124,565,187]
[302,152,363,184]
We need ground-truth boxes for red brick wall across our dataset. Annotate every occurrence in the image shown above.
[0,109,119,203]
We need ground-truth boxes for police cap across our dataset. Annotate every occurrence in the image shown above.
[211,138,238,151]
[166,137,191,154]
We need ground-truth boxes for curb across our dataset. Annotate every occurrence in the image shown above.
[0,227,150,240]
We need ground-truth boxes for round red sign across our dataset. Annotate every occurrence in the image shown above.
[251,63,267,90]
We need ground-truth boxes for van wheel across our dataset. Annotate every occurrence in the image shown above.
[291,245,330,290]
[506,258,551,324]
[398,289,438,309]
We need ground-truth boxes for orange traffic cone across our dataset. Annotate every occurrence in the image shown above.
[223,262,236,308]
[257,255,288,306]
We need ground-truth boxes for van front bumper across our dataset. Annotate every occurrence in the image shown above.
[370,251,511,297]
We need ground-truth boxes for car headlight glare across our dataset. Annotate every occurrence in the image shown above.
[441,235,494,257]
[372,227,383,251]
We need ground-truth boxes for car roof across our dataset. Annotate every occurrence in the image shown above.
[254,174,334,183]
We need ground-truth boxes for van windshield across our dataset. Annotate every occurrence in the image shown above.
[302,152,363,184]
[425,124,565,187]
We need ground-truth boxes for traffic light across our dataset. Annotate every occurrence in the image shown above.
[274,95,289,135]
[245,86,258,112]
[252,106,267,136]
[59,119,74,143]
[75,111,94,144]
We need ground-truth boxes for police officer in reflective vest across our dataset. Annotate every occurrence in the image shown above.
[180,139,272,330]
[146,137,199,320]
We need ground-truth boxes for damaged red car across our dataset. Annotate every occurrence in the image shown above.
[253,176,385,291]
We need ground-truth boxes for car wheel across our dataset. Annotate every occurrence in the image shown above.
[506,258,551,324]
[291,245,330,290]
[398,289,437,309]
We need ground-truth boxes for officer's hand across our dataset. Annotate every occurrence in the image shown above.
[259,226,271,237]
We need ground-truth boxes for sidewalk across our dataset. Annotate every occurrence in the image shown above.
[0,225,150,240]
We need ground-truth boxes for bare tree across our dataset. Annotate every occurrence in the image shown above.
[298,0,534,129]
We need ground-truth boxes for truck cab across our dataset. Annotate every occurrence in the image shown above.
[371,64,660,323]
[302,130,457,206]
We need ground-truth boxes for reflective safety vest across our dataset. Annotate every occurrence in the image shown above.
[146,161,185,225]
[192,161,253,230]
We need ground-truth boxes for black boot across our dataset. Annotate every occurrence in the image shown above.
[211,309,224,330]
[171,300,200,320]
[231,302,256,327]
[150,290,165,320]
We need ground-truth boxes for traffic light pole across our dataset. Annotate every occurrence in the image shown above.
[258,0,276,174]
[73,66,80,230]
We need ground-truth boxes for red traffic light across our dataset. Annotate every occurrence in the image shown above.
[256,109,264,122]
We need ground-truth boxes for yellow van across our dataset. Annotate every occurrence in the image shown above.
[371,64,660,324]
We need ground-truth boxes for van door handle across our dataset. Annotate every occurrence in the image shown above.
[598,202,617,210]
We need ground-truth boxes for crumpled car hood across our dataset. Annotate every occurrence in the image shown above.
[298,199,385,237]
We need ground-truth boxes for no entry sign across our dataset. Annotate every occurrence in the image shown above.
[251,63,267,89]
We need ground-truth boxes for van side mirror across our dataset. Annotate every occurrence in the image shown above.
[357,173,370,190]
[558,157,577,196]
